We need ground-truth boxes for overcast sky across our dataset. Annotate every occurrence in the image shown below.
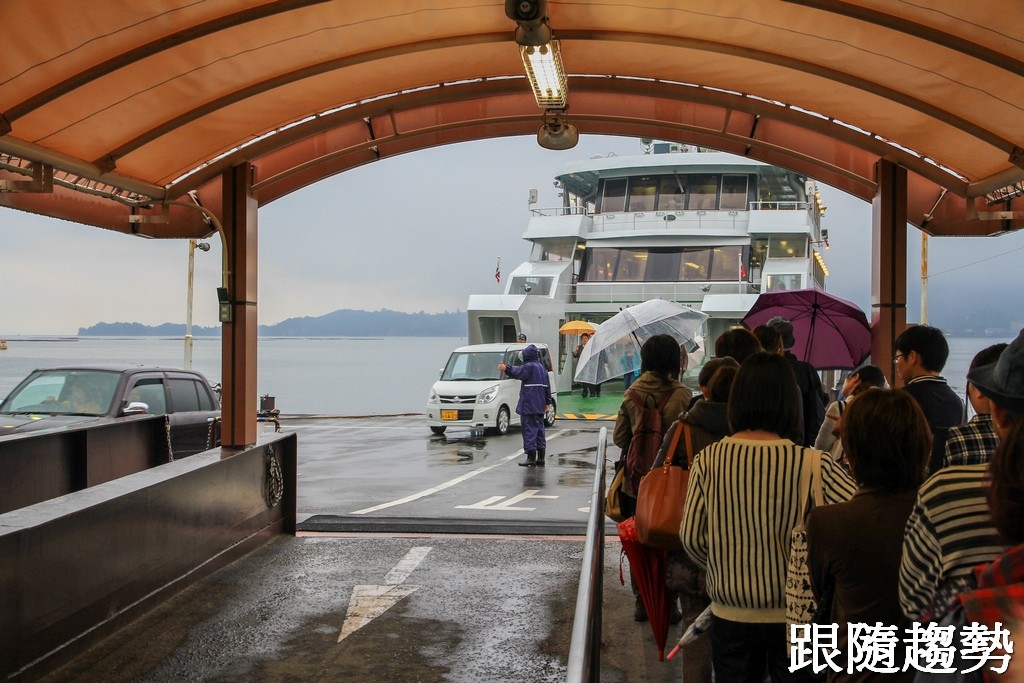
[1,134,1023,336]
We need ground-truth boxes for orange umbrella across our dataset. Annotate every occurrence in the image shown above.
[559,320,595,335]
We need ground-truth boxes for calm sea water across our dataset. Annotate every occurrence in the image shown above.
[0,336,467,415]
[0,334,1014,415]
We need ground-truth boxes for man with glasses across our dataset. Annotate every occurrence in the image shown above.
[900,329,1024,622]
[893,324,966,475]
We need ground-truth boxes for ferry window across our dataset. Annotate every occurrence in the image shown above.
[678,249,710,281]
[614,249,646,281]
[509,276,551,295]
[583,247,618,281]
[687,174,718,210]
[534,240,574,262]
[768,234,807,258]
[749,238,768,281]
[708,246,744,280]
[627,176,657,212]
[721,175,749,210]
[657,175,686,210]
[766,274,802,291]
[599,179,627,213]
[646,249,681,281]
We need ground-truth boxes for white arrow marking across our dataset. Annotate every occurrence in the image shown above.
[337,546,431,642]
[455,489,558,511]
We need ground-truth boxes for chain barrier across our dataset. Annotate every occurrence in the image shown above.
[264,444,284,508]
[206,416,220,449]
[165,415,174,461]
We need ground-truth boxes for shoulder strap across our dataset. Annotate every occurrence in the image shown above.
[681,421,695,467]
[663,422,684,470]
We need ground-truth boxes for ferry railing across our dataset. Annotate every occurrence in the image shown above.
[529,205,589,217]
[566,426,608,683]
[590,210,749,233]
[565,281,760,304]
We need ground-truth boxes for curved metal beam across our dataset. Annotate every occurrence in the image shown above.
[1,0,332,124]
[83,28,1014,182]
[782,0,1024,76]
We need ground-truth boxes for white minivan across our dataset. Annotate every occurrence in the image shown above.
[426,343,557,435]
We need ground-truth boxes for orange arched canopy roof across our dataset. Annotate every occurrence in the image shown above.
[1,1,1022,238]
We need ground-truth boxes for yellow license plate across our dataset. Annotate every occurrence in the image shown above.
[441,409,459,421]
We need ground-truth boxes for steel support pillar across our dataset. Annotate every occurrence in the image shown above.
[871,159,908,387]
[220,163,258,447]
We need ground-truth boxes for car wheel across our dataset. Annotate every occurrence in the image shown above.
[544,401,557,427]
[492,407,510,436]
[430,426,446,435]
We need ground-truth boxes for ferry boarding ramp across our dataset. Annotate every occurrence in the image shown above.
[27,415,689,683]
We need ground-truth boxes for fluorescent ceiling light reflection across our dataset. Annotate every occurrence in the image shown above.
[521,41,566,108]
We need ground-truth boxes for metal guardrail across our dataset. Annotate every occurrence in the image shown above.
[566,426,608,682]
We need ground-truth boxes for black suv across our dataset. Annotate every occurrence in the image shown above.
[0,365,221,458]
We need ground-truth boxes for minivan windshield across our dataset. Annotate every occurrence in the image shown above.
[440,352,507,381]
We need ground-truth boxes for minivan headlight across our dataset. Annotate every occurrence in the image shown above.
[428,388,439,404]
[477,385,499,404]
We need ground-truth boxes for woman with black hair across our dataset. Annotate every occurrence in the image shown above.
[680,352,856,682]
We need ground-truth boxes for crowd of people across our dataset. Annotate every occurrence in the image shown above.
[611,320,1024,682]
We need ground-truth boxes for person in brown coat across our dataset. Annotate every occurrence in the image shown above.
[612,333,692,622]
[655,359,739,683]
[806,389,930,682]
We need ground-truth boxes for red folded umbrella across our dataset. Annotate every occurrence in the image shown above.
[618,517,671,660]
[742,288,871,370]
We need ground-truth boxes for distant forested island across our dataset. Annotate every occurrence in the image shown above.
[79,309,467,337]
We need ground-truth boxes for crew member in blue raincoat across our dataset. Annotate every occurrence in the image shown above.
[499,344,553,467]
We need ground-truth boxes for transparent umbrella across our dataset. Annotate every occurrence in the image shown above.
[573,299,708,385]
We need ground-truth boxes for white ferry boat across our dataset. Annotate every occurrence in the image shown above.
[467,142,830,393]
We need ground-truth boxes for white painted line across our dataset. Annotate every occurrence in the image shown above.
[455,489,558,511]
[350,431,564,515]
[338,546,431,643]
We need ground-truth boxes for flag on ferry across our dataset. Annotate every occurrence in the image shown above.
[495,258,501,283]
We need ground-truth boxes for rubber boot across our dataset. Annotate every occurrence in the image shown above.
[519,451,536,467]
[535,448,546,467]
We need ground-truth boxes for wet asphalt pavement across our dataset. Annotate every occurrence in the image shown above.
[40,416,690,682]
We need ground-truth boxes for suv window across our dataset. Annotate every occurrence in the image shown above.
[127,379,167,414]
[168,378,202,412]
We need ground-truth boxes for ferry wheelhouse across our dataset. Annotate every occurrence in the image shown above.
[467,143,830,393]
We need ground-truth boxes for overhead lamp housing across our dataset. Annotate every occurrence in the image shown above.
[537,110,579,151]
[521,41,567,109]
[505,0,551,46]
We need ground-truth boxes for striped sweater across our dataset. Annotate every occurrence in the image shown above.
[898,464,1008,620]
[680,436,857,623]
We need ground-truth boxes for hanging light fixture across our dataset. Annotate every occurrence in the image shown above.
[505,0,577,149]
[520,41,567,109]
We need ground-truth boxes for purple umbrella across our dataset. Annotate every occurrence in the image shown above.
[742,288,871,369]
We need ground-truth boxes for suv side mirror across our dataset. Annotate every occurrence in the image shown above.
[123,401,149,415]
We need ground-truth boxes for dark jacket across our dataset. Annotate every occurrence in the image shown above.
[503,345,552,416]
[902,376,965,474]
[653,398,730,468]
[785,351,826,447]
